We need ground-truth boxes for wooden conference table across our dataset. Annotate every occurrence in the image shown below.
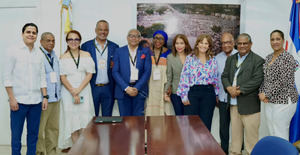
[69,116,225,155]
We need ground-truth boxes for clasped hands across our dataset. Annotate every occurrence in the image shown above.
[71,87,81,104]
[227,86,241,98]
[126,87,138,97]
[258,93,269,103]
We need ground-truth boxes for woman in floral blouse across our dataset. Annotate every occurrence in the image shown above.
[259,29,298,140]
[177,34,219,131]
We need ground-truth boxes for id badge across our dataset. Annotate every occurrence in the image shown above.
[50,72,58,83]
[131,67,139,81]
[153,68,161,80]
[98,59,106,70]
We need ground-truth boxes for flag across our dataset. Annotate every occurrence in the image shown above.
[61,0,72,34]
[60,0,72,54]
[288,0,300,144]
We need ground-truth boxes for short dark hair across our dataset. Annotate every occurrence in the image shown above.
[22,23,38,34]
[270,29,284,40]
[96,20,109,28]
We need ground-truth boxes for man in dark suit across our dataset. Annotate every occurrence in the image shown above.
[112,29,151,116]
[221,33,264,155]
[81,20,119,116]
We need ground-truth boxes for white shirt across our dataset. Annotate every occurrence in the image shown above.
[230,53,249,106]
[128,46,138,82]
[3,42,47,104]
[215,49,238,102]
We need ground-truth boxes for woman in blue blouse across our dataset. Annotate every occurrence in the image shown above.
[177,34,219,131]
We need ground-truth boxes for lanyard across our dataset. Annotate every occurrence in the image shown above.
[40,47,54,69]
[94,40,108,56]
[129,50,137,66]
[153,46,162,66]
[69,51,80,69]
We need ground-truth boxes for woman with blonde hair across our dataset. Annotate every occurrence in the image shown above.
[177,34,219,131]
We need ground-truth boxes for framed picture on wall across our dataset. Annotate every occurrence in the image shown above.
[137,3,240,55]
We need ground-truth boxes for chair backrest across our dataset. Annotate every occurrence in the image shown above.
[251,136,299,155]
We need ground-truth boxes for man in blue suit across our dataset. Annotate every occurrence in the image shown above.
[112,29,151,116]
[81,20,119,116]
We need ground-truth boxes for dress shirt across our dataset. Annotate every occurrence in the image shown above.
[230,53,249,105]
[4,42,47,104]
[95,39,109,84]
[40,47,61,103]
[177,54,219,102]
[215,49,238,102]
[129,47,138,82]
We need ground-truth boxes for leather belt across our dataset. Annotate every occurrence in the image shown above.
[95,83,108,87]
[129,82,136,86]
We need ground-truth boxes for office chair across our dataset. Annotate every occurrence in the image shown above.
[251,136,299,155]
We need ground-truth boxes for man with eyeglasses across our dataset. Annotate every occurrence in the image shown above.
[36,32,61,155]
[112,29,151,116]
[81,20,119,116]
[221,33,264,155]
[215,32,237,155]
[4,23,48,155]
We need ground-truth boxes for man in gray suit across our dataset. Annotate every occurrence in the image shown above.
[221,33,264,155]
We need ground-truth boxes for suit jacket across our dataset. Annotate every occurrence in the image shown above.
[112,45,152,99]
[221,51,264,115]
[165,53,183,94]
[81,39,119,98]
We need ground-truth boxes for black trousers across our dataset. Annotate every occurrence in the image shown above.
[184,85,216,131]
[219,101,230,154]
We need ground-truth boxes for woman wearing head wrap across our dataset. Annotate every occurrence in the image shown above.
[145,30,173,116]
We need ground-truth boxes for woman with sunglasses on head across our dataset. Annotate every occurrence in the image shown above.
[177,34,219,131]
[58,30,95,151]
[164,34,192,115]
[145,30,172,116]
[259,29,298,140]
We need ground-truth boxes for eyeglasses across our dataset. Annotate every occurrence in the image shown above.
[128,34,141,39]
[221,41,233,45]
[67,38,81,42]
[237,42,249,46]
[154,37,164,41]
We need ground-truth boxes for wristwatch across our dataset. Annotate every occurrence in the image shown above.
[43,95,49,99]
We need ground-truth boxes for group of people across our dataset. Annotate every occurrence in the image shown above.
[3,20,298,155]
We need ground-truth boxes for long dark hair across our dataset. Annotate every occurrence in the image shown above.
[172,34,192,56]
[65,30,82,53]
[270,29,284,40]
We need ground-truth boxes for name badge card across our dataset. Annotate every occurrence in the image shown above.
[153,68,161,80]
[50,72,58,83]
[98,59,106,70]
[131,67,139,81]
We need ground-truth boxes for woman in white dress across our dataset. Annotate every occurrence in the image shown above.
[58,30,95,150]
